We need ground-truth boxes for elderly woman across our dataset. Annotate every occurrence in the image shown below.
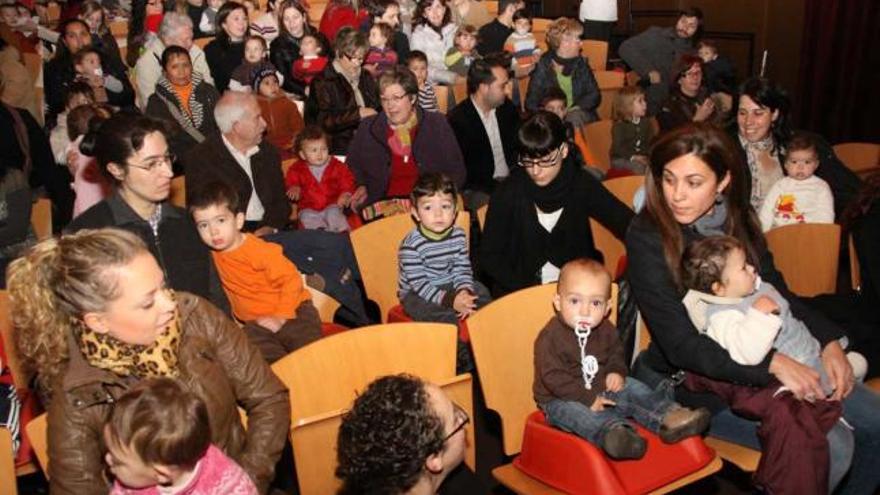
[732,78,860,213]
[145,46,221,157]
[347,66,465,208]
[525,17,600,127]
[7,228,289,494]
[135,11,213,108]
[269,0,331,98]
[67,112,228,312]
[480,111,632,296]
[203,1,249,91]
[410,0,461,86]
[305,27,380,155]
[626,123,880,494]
[657,54,727,132]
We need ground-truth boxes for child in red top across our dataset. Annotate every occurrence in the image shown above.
[291,34,328,91]
[285,126,364,232]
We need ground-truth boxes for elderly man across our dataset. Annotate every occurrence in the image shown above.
[448,56,519,209]
[337,374,476,494]
[183,91,288,234]
[183,91,371,325]
[618,7,702,115]
[135,12,213,108]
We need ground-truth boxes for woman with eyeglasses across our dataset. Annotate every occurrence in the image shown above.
[346,66,465,209]
[656,54,728,133]
[480,111,633,297]
[67,112,230,312]
[305,27,381,155]
[7,228,290,495]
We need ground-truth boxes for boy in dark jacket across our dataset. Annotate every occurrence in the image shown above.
[534,258,710,459]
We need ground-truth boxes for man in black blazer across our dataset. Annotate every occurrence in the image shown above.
[448,56,521,209]
[182,91,291,234]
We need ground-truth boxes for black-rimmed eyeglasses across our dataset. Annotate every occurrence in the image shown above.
[442,402,470,442]
[518,145,563,169]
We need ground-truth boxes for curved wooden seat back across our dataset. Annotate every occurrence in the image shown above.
[833,142,879,177]
[290,373,476,494]
[468,283,618,455]
[271,322,457,424]
[590,175,644,276]
[0,428,17,495]
[350,212,469,322]
[582,120,613,172]
[765,223,841,297]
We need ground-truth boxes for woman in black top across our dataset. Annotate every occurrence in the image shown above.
[480,111,633,296]
[269,0,331,98]
[626,122,880,494]
[203,1,248,91]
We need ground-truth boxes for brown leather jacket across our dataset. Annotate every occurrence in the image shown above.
[46,293,290,495]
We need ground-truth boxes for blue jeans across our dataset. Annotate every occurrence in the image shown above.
[542,377,677,445]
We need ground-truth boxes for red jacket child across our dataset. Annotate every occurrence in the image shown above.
[284,156,358,212]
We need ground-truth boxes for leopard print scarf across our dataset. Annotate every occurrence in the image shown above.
[74,307,182,379]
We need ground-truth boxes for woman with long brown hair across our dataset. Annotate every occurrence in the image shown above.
[626,122,880,494]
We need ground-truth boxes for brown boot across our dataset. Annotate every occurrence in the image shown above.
[601,424,647,460]
[658,406,711,444]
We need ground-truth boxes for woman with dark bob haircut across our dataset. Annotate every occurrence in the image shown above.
[626,122,880,494]
[480,111,632,296]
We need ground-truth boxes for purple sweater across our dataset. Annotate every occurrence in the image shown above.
[346,109,467,207]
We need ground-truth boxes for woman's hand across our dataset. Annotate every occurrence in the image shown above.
[693,98,715,122]
[350,186,368,208]
[822,341,855,401]
[769,352,824,401]
[452,289,477,319]
[605,373,625,393]
[591,395,616,412]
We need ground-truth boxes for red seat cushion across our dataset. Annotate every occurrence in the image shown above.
[387,305,470,342]
[515,411,715,494]
[320,322,348,337]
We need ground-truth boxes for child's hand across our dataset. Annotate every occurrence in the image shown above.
[350,186,368,208]
[255,316,285,333]
[337,192,352,208]
[591,395,616,412]
[605,373,625,393]
[286,185,301,201]
[752,295,780,315]
[452,289,478,319]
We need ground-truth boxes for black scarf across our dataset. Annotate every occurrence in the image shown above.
[528,150,577,213]
[551,52,579,76]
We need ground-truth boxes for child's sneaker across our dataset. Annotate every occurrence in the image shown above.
[658,406,711,443]
[601,424,647,460]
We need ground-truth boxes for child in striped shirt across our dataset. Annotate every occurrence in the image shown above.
[406,50,439,112]
[398,173,491,371]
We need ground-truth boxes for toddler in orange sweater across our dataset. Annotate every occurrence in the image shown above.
[254,68,304,159]
[189,180,322,363]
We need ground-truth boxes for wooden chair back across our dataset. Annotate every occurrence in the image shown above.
[169,176,186,208]
[832,142,880,178]
[271,322,458,423]
[26,413,48,477]
[849,235,860,291]
[485,0,498,15]
[468,283,618,455]
[452,80,468,106]
[109,19,128,37]
[581,40,608,71]
[30,198,52,241]
[476,204,488,231]
[290,373,476,494]
[582,119,613,172]
[588,176,643,276]
[22,53,43,125]
[435,83,450,113]
[0,428,17,495]
[308,1,327,25]
[305,284,341,322]
[765,223,841,297]
[350,212,469,322]
[517,75,529,112]
[594,70,625,121]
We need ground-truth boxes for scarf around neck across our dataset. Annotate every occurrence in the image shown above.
[388,111,418,160]
[528,150,577,213]
[551,53,579,76]
[74,300,182,379]
[692,197,728,236]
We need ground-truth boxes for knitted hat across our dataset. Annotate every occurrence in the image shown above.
[252,67,279,92]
